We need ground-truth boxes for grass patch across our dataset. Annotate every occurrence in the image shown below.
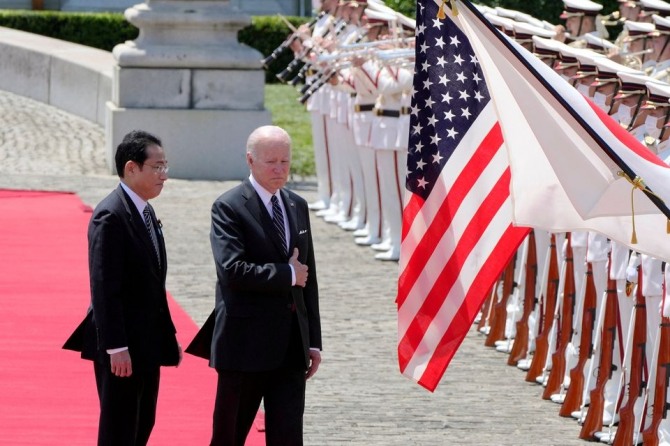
[265,83,314,179]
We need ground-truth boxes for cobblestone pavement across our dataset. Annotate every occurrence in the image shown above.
[0,89,592,445]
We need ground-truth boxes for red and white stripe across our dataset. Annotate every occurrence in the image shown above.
[397,104,528,391]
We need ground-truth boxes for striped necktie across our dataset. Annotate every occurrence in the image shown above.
[271,195,288,256]
[143,205,160,266]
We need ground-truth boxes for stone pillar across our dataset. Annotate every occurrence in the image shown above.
[107,0,271,180]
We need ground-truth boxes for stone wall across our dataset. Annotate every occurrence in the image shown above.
[0,26,112,125]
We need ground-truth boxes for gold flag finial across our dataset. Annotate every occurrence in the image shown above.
[437,0,447,19]
[437,0,458,19]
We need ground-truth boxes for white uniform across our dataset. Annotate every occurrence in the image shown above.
[351,60,384,244]
[369,64,413,261]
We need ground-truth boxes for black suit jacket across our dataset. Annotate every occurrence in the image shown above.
[190,179,321,372]
[64,185,179,371]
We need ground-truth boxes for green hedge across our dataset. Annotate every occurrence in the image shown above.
[0,11,138,51]
[0,10,308,83]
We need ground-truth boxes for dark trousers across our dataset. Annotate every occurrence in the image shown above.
[211,319,306,446]
[94,361,160,446]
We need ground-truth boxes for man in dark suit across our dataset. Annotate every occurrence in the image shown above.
[63,130,182,446]
[206,125,322,446]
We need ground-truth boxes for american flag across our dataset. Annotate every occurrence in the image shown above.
[396,0,529,391]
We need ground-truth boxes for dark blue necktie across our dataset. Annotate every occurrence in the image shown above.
[143,205,160,266]
[271,195,288,256]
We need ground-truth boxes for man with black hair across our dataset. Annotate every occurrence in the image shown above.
[64,129,182,446]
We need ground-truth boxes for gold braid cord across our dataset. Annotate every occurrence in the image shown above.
[617,171,668,243]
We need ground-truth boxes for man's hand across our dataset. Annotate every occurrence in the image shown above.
[306,349,321,380]
[110,350,132,377]
[290,247,309,287]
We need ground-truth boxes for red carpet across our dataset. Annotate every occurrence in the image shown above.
[0,190,264,445]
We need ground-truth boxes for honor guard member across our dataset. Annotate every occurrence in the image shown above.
[350,54,384,246]
[560,0,606,43]
[650,14,670,81]
[570,231,612,423]
[582,32,618,55]
[532,36,571,68]
[590,57,643,112]
[555,45,593,84]
[315,0,368,222]
[639,0,670,23]
[303,0,340,212]
[547,231,590,404]
[586,232,623,429]
[612,71,658,139]
[367,49,412,262]
[617,20,656,72]
[626,247,665,435]
[331,63,365,230]
[596,81,670,443]
[641,79,670,151]
[335,8,395,232]
[572,50,608,97]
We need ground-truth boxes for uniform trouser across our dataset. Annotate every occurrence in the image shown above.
[310,111,331,207]
[325,119,350,217]
[375,149,405,254]
[94,361,160,446]
[343,126,365,224]
[358,144,381,239]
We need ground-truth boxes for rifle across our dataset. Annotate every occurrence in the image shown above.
[560,263,597,417]
[261,12,323,69]
[485,256,516,347]
[580,273,619,440]
[613,269,647,446]
[543,236,575,399]
[525,234,559,383]
[508,231,537,365]
[641,282,670,446]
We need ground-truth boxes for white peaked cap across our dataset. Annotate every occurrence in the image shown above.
[512,21,557,39]
[485,13,517,32]
[563,0,604,12]
[582,31,618,50]
[514,12,548,29]
[495,6,520,19]
[532,35,571,53]
[625,20,656,33]
[641,0,670,13]
[646,80,670,102]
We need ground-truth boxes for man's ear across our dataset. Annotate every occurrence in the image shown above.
[124,160,137,177]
